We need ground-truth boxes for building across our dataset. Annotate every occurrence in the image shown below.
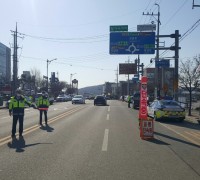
[0,42,11,83]
[144,67,175,97]
[0,42,11,94]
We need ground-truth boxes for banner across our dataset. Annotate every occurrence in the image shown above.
[139,76,154,139]
[139,76,148,120]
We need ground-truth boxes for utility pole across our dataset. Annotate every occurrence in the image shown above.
[143,3,161,98]
[126,57,131,95]
[137,55,140,78]
[47,58,57,93]
[10,23,23,94]
[192,0,200,8]
[116,67,119,98]
[174,30,180,100]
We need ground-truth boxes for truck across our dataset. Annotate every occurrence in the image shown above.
[132,92,140,109]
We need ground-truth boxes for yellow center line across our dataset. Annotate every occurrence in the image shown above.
[0,106,86,146]
[184,131,200,139]
[159,123,200,146]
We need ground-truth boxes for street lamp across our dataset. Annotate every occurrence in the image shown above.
[47,58,57,92]
[70,73,76,88]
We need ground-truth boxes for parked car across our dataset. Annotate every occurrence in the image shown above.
[148,99,186,122]
[0,95,3,106]
[94,95,107,106]
[72,95,85,104]
[56,94,69,102]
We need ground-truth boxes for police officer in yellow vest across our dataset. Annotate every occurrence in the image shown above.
[9,89,32,139]
[127,95,131,108]
[37,91,50,126]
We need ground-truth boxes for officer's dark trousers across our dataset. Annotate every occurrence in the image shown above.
[39,110,47,124]
[12,115,24,136]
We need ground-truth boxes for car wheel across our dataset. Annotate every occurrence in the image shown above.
[179,118,185,122]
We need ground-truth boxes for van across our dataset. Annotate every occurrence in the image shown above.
[132,92,140,109]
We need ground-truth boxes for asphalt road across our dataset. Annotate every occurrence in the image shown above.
[0,100,200,180]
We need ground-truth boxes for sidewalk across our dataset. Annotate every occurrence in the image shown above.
[185,109,200,125]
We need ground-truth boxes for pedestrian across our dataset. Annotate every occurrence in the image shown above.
[127,95,131,108]
[36,91,50,126]
[9,89,33,139]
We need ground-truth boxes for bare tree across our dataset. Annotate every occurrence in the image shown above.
[30,68,43,92]
[50,81,67,98]
[179,55,200,116]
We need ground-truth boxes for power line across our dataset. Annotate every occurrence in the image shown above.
[20,55,115,71]
[145,18,200,68]
[161,0,188,31]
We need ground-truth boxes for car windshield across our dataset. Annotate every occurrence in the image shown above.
[96,96,104,99]
[58,95,64,97]
[74,95,82,98]
[160,100,179,106]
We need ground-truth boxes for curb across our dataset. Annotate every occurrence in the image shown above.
[185,116,200,125]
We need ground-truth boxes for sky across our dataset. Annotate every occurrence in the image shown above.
[0,0,200,88]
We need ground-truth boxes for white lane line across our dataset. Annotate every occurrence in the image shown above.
[108,106,110,112]
[106,114,109,120]
[54,108,58,110]
[0,117,9,120]
[102,129,109,151]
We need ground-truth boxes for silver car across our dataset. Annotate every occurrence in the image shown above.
[72,95,85,104]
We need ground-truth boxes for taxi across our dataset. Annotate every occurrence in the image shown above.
[148,99,186,122]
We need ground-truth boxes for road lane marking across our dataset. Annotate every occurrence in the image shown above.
[108,106,110,112]
[102,129,109,151]
[0,106,86,147]
[185,131,200,139]
[106,114,109,120]
[159,123,200,146]
[0,117,9,119]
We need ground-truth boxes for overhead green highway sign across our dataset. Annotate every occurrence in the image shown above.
[110,25,128,32]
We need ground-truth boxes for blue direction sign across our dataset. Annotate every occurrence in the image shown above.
[155,59,170,68]
[109,32,155,55]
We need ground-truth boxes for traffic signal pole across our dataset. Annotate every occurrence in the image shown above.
[158,30,181,100]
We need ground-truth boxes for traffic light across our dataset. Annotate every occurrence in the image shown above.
[51,72,55,83]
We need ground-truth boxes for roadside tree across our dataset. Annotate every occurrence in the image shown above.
[179,55,200,116]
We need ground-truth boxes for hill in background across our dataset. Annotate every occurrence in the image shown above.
[78,84,104,97]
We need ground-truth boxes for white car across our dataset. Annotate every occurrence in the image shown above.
[72,95,85,104]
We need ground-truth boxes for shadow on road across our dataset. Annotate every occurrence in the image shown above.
[40,124,54,132]
[7,138,53,153]
[154,132,200,149]
[159,119,200,131]
[147,138,170,145]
